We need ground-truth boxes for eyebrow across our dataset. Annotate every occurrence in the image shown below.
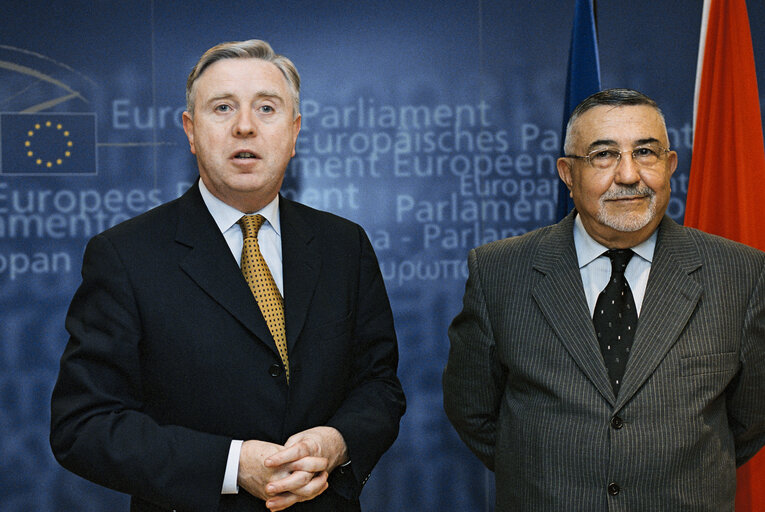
[586,137,662,151]
[205,90,286,106]
[248,90,285,104]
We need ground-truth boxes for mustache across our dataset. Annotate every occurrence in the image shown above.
[601,185,654,200]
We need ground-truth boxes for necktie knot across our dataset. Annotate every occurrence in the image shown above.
[605,249,634,275]
[238,214,266,239]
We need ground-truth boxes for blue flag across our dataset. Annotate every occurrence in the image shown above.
[556,0,601,220]
[0,113,97,176]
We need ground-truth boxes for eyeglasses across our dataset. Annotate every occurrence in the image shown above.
[565,144,670,170]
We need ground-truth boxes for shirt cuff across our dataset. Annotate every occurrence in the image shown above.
[221,440,243,494]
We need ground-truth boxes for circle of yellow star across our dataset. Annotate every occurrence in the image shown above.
[25,119,74,167]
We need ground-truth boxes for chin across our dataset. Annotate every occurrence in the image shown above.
[598,196,659,233]
[598,210,655,233]
[228,175,275,192]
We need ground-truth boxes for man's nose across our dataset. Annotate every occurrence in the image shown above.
[613,152,640,184]
[233,110,256,137]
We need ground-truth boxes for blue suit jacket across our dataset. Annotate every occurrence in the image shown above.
[51,183,405,512]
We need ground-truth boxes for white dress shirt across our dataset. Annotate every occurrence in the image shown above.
[573,214,656,317]
[199,180,283,294]
[198,179,283,493]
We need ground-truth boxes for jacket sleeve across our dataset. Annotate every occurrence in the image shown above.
[50,233,231,512]
[728,256,765,466]
[324,225,406,498]
[442,248,505,471]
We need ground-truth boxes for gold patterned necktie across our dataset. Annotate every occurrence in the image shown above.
[238,214,289,382]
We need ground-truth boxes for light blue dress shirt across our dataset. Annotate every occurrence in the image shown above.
[572,214,656,317]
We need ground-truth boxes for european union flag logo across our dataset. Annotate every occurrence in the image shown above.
[0,113,97,176]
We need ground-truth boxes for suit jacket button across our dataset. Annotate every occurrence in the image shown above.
[610,416,624,429]
[269,364,282,377]
[608,482,620,496]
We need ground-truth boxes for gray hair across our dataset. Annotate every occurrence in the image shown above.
[563,88,667,154]
[185,39,300,118]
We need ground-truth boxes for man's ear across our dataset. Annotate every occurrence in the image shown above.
[557,157,574,192]
[182,111,196,155]
[290,114,301,158]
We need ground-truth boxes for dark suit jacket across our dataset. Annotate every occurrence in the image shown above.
[443,212,765,511]
[50,183,405,512]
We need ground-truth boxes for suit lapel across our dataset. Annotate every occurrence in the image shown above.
[615,217,702,409]
[174,184,278,356]
[531,213,617,405]
[279,198,321,352]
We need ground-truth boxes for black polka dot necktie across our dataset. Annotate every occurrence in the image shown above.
[593,249,637,396]
[238,215,289,382]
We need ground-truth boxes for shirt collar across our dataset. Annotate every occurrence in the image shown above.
[573,213,657,268]
[198,179,281,236]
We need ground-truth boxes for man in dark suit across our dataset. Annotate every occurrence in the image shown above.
[443,89,765,510]
[50,39,405,512]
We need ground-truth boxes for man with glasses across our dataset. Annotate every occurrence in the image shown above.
[443,88,765,510]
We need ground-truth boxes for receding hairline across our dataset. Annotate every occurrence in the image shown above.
[563,89,668,154]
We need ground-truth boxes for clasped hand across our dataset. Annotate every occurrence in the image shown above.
[237,427,348,511]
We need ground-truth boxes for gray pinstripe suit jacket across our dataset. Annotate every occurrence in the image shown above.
[443,212,765,511]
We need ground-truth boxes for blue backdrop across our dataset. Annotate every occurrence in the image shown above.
[2,1,764,511]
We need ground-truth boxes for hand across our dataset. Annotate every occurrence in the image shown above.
[237,440,290,502]
[263,468,329,511]
[262,427,349,511]
[268,426,348,473]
